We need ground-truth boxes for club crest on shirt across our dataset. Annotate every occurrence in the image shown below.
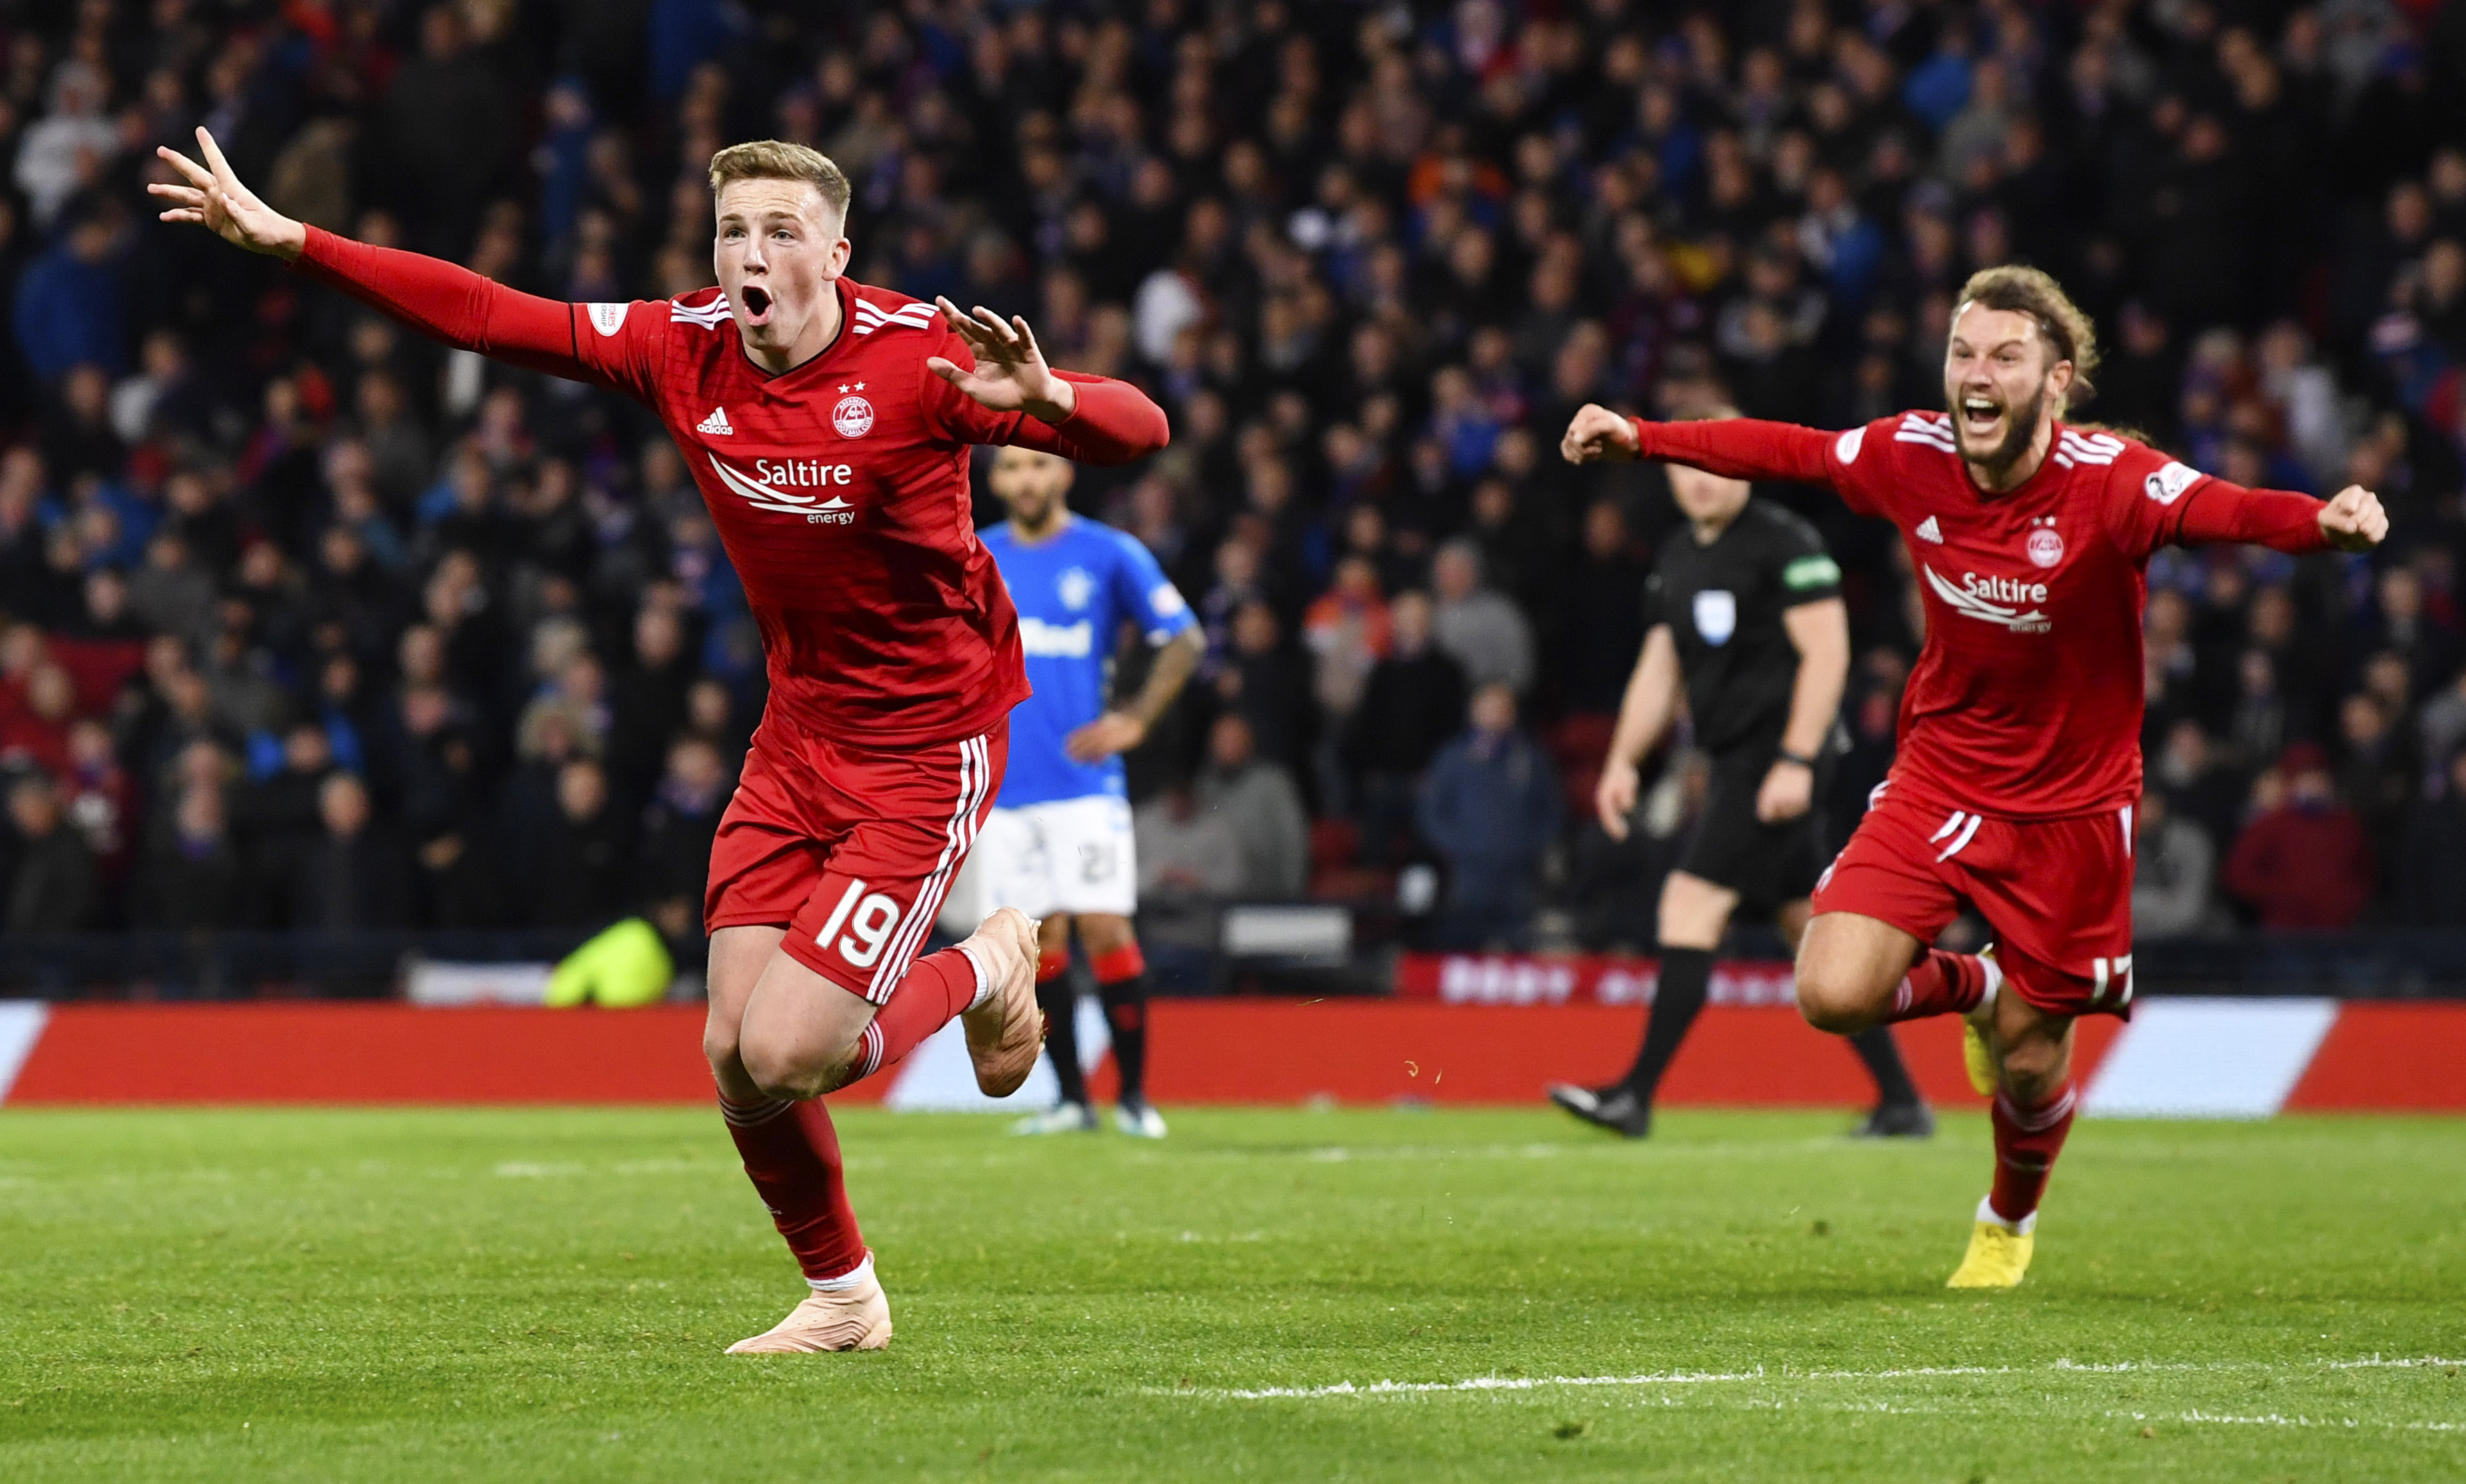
[1057,567,1095,611]
[832,394,875,438]
[1693,589,1736,645]
[2025,518,2064,568]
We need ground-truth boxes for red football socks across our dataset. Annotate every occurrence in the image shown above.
[846,946,981,1082]
[1887,950,1994,1021]
[719,1095,867,1283]
[1988,1082,2077,1226]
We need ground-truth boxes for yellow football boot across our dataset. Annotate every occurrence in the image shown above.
[1946,1213,2034,1289]
[1961,944,2001,1097]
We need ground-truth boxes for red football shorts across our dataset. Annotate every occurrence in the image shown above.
[704,716,1005,1005]
[1811,782,2138,1018]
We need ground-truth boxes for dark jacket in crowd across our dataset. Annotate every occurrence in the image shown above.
[1418,726,1563,907]
[291,830,414,931]
[5,824,98,932]
[529,804,631,930]
[137,829,244,930]
[2397,796,2466,926]
[1345,649,1469,777]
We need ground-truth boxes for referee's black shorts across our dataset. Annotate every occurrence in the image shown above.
[1674,747,1830,915]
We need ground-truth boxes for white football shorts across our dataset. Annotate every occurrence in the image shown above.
[975,795,1139,919]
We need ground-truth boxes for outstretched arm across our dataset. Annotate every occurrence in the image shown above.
[288,229,597,380]
[153,127,615,385]
[2171,481,2386,554]
[928,298,1169,463]
[1559,403,1833,484]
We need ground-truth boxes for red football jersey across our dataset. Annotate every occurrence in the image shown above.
[290,230,1166,749]
[568,279,1121,747]
[1632,411,2329,819]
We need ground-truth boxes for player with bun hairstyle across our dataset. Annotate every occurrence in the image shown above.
[1563,264,2386,1288]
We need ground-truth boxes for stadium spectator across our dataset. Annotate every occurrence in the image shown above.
[1418,684,1563,950]
[12,207,124,382]
[2398,750,2466,926]
[1193,715,1307,901]
[136,781,241,932]
[2223,745,2378,931]
[4,771,97,933]
[1343,589,1467,869]
[1429,540,1533,697]
[1135,777,1247,908]
[291,772,409,932]
[525,757,628,931]
[235,722,338,928]
[2131,790,2218,937]
[637,735,728,951]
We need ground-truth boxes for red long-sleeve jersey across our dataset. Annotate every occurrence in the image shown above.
[292,227,1169,748]
[1632,411,2329,817]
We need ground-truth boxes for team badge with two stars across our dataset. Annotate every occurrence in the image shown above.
[833,382,874,438]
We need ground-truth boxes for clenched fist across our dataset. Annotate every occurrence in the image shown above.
[2316,485,2388,553]
[1561,403,1642,465]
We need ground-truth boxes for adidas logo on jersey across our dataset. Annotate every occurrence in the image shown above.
[698,407,734,436]
[1914,515,1944,543]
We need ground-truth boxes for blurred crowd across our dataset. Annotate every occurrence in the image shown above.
[6,0,2466,966]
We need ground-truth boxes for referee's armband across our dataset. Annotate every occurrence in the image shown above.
[1782,554,1842,591]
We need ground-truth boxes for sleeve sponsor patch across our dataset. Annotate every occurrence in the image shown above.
[586,302,629,337]
[2143,460,2201,506]
[1783,554,1842,590]
[1834,425,1866,464]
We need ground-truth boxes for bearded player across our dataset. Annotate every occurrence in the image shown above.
[153,129,1171,1350]
[1563,266,2386,1288]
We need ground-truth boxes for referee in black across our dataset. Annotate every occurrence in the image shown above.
[1549,402,1932,1140]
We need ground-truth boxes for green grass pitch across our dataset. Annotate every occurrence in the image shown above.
[1,1105,2460,1481]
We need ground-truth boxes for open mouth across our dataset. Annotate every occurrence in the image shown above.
[740,285,773,324]
[1959,396,2003,439]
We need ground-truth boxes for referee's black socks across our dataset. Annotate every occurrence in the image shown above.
[1847,1025,1922,1108]
[1619,946,1715,1103]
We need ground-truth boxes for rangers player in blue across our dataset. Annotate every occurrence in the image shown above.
[980,446,1203,1136]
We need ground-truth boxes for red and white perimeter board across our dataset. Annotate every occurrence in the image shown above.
[0,955,2457,1114]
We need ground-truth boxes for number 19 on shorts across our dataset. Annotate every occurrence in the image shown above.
[815,878,907,969]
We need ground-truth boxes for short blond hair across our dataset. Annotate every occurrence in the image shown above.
[1954,264,2100,413]
[707,140,851,219]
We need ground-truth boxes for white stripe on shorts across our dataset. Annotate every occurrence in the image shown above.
[1932,808,1983,862]
[864,733,992,1003]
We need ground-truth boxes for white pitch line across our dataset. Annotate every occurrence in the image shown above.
[2109,1409,2465,1433]
[1159,1354,2465,1401]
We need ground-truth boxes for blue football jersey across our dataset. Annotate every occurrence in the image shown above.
[982,516,1196,806]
